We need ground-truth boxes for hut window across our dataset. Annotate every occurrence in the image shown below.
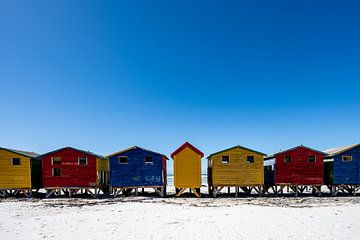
[308,155,316,163]
[284,155,291,163]
[12,158,21,165]
[145,156,153,164]
[52,157,61,165]
[247,156,255,164]
[118,156,128,164]
[221,156,230,164]
[78,157,88,165]
[53,168,61,176]
[342,156,353,162]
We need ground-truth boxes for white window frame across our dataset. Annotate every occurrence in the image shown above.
[52,168,61,177]
[221,155,230,164]
[144,156,153,165]
[52,156,61,165]
[11,157,21,166]
[308,155,316,163]
[78,157,88,165]
[342,155,353,162]
[118,156,128,164]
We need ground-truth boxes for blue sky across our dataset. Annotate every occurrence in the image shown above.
[1,1,359,174]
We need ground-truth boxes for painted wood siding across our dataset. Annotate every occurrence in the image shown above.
[0,149,31,189]
[210,147,264,186]
[109,148,165,187]
[174,147,201,188]
[275,147,324,185]
[42,148,98,188]
[97,157,109,172]
[333,146,360,184]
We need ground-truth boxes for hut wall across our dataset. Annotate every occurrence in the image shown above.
[275,147,324,185]
[109,148,165,187]
[42,148,98,188]
[0,149,31,189]
[210,147,264,186]
[173,147,201,188]
[333,146,360,184]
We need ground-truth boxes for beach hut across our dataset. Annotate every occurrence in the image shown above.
[264,145,326,196]
[0,147,41,197]
[40,147,109,198]
[171,142,204,197]
[107,146,168,197]
[207,145,266,197]
[323,143,360,196]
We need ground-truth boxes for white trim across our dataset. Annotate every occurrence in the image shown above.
[246,155,255,164]
[51,156,61,165]
[342,155,353,162]
[78,157,88,165]
[52,168,61,177]
[11,157,21,166]
[221,155,230,164]
[144,156,154,165]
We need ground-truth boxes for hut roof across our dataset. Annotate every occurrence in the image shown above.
[324,143,360,158]
[39,147,106,159]
[264,145,327,160]
[207,145,266,159]
[171,142,204,159]
[106,146,169,159]
[0,147,39,158]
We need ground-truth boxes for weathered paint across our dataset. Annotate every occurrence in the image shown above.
[108,147,167,187]
[324,145,360,184]
[172,142,203,189]
[0,148,41,189]
[208,146,265,187]
[41,147,108,188]
[265,146,325,185]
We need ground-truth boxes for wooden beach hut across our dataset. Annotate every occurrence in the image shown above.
[0,147,41,197]
[171,142,204,197]
[107,146,168,197]
[324,143,360,196]
[41,147,109,198]
[207,145,266,197]
[264,145,326,196]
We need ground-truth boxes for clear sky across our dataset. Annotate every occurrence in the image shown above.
[1,1,359,174]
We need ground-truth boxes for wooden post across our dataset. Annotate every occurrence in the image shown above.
[228,187,231,194]
[235,186,239,197]
[135,188,138,196]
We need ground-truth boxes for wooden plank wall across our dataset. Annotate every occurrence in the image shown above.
[173,147,201,188]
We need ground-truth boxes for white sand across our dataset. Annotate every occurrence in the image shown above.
[1,196,360,240]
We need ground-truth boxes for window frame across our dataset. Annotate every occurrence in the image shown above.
[284,155,292,163]
[308,155,316,163]
[78,157,88,165]
[342,155,353,162]
[144,156,154,165]
[53,168,61,177]
[52,156,61,165]
[118,156,128,164]
[246,155,255,164]
[11,157,21,166]
[221,155,230,164]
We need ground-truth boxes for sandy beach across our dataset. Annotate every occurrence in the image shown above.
[1,192,360,240]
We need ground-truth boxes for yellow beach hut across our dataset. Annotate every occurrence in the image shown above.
[207,145,265,197]
[171,142,204,197]
[0,147,41,197]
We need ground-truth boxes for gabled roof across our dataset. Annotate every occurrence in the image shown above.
[39,147,106,159]
[171,142,204,159]
[0,147,39,158]
[207,145,266,159]
[264,145,327,160]
[106,146,169,159]
[324,143,360,158]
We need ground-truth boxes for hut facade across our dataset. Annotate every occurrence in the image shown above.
[107,146,168,197]
[0,147,41,197]
[207,145,265,197]
[324,143,360,195]
[171,142,204,197]
[264,145,326,195]
[41,147,109,197]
